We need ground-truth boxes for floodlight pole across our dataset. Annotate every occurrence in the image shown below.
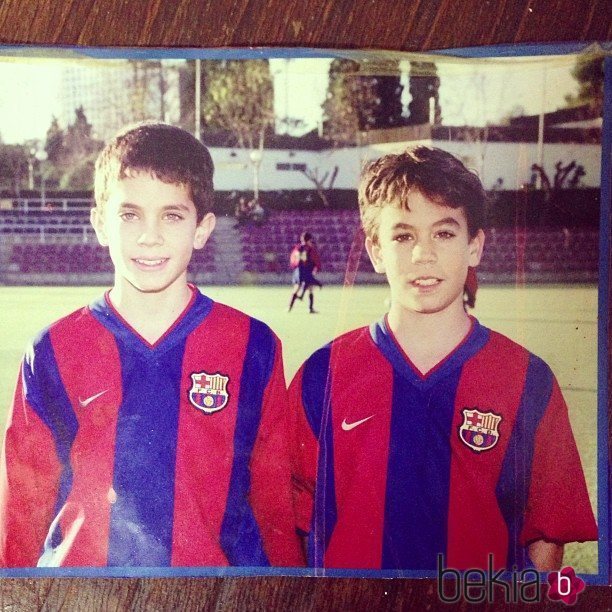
[28,147,36,190]
[35,150,48,209]
[27,160,34,190]
[250,149,263,201]
[195,59,201,141]
[536,65,547,190]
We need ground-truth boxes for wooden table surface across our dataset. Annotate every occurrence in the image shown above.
[0,1,609,609]
[0,0,608,49]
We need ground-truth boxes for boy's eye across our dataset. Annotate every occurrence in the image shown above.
[119,212,137,221]
[393,233,413,243]
[165,213,184,221]
[435,230,456,240]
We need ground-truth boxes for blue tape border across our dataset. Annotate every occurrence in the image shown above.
[431,41,611,57]
[0,41,609,60]
[0,566,607,585]
[599,55,612,586]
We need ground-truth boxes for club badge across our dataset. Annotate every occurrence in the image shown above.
[459,408,502,452]
[189,371,230,414]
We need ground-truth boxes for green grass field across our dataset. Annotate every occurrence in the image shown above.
[0,283,601,573]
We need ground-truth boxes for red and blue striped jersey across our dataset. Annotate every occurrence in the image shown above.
[1,288,302,568]
[289,317,597,571]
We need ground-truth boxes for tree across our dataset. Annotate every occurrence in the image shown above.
[202,59,275,151]
[126,60,169,123]
[0,144,29,192]
[407,61,441,125]
[530,160,587,226]
[178,60,197,131]
[321,58,379,145]
[565,52,605,115]
[179,59,232,136]
[44,116,65,165]
[531,160,586,192]
[63,107,98,160]
[42,109,103,190]
[300,165,339,207]
[59,154,98,190]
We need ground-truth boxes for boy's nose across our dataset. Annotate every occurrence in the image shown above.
[411,240,436,264]
[137,224,164,246]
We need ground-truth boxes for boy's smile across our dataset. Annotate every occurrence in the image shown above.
[366,190,484,318]
[91,172,215,297]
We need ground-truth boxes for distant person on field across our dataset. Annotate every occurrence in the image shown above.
[250,198,266,225]
[234,196,250,226]
[289,146,597,572]
[288,231,322,314]
[0,123,302,569]
[234,196,266,227]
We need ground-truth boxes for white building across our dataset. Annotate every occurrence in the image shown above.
[206,124,601,193]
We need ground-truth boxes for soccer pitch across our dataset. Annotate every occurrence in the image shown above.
[0,283,601,573]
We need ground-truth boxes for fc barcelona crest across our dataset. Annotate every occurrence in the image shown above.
[189,371,230,414]
[459,408,502,452]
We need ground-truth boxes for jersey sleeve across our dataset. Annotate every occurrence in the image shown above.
[0,361,62,567]
[520,373,598,546]
[310,246,322,271]
[249,336,304,567]
[288,364,319,537]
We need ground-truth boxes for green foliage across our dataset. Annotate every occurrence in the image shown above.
[0,144,29,191]
[178,60,196,131]
[59,152,97,190]
[179,60,218,134]
[126,59,167,123]
[202,60,274,149]
[565,52,605,114]
[41,108,103,191]
[44,117,65,165]
[321,59,378,145]
[64,107,99,159]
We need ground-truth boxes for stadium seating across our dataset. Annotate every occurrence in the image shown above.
[240,210,372,275]
[239,210,599,279]
[9,244,112,273]
[7,239,217,275]
[1,206,599,282]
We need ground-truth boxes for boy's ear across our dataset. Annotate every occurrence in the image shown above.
[90,208,109,247]
[193,212,216,250]
[468,229,486,267]
[365,236,386,274]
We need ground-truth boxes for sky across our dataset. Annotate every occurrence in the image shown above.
[268,55,582,135]
[0,53,583,145]
[0,60,64,144]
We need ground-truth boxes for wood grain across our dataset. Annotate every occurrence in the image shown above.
[0,0,609,609]
[0,0,608,49]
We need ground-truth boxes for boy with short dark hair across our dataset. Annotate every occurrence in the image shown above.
[289,146,597,572]
[1,123,302,568]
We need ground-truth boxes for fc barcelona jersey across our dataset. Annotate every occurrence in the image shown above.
[289,317,597,571]
[1,288,302,568]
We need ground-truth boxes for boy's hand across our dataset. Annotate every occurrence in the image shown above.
[528,540,563,571]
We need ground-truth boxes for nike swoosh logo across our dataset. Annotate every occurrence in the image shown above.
[78,390,108,408]
[341,415,375,431]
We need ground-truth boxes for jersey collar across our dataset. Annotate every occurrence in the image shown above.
[88,284,213,355]
[369,315,490,389]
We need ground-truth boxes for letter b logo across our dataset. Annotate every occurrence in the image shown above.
[546,566,585,605]
[556,573,571,597]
